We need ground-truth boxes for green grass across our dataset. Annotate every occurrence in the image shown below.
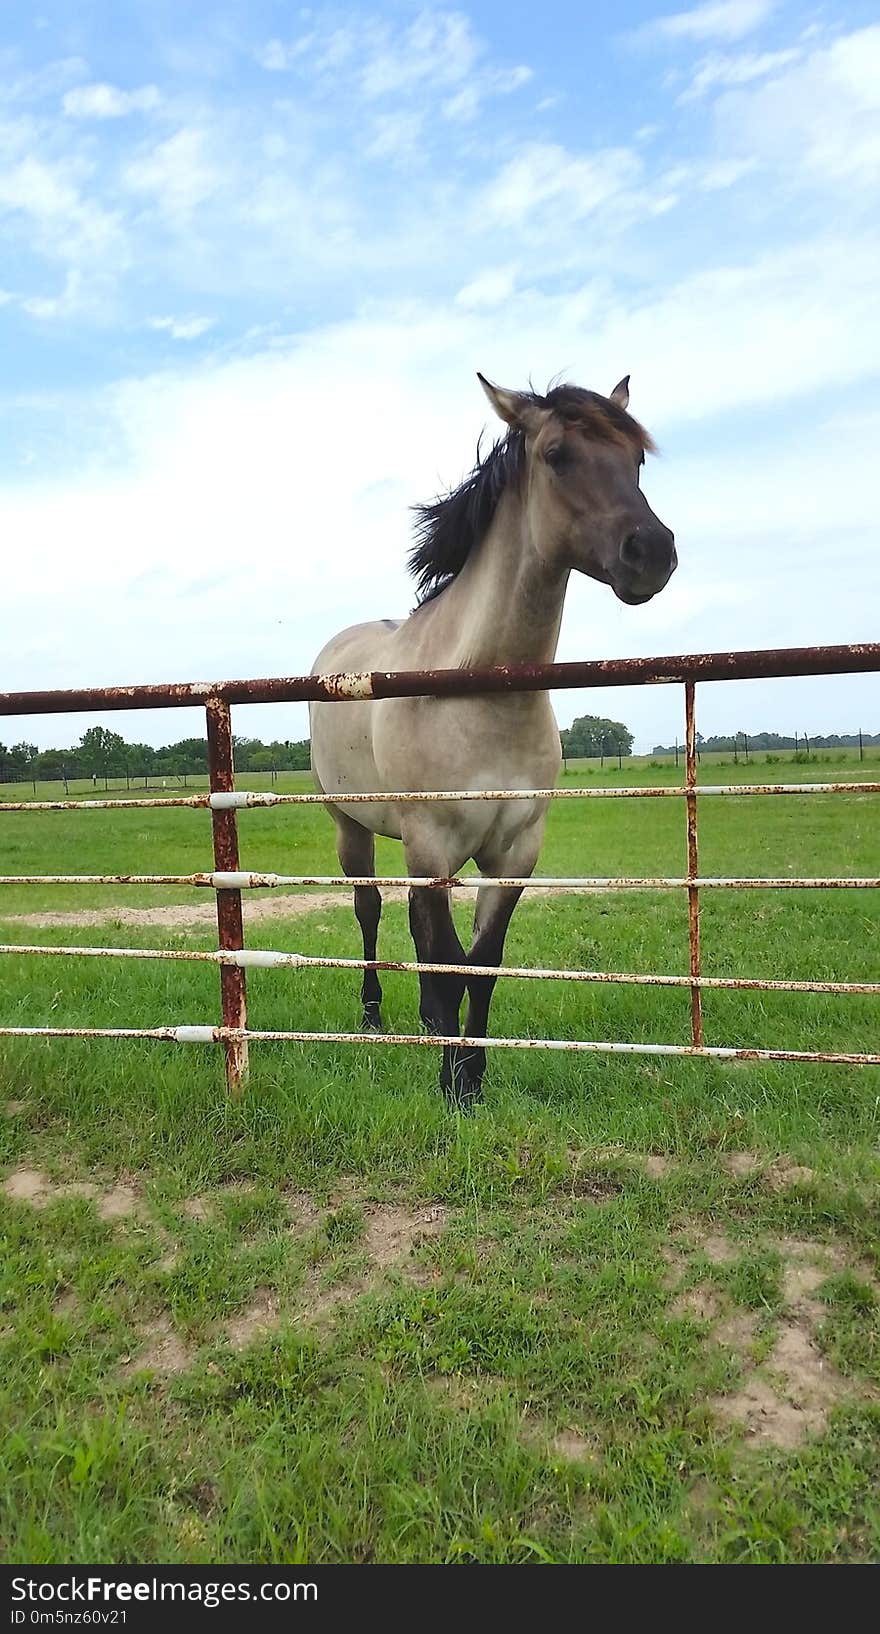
[1,755,878,1563]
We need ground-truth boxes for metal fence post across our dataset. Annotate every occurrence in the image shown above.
[684,681,703,1048]
[205,697,249,1093]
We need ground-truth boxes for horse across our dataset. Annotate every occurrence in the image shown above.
[309,373,677,1107]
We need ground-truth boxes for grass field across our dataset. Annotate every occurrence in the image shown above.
[1,754,878,1563]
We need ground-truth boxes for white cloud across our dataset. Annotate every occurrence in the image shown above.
[638,1,776,45]
[483,142,642,225]
[123,128,222,216]
[148,315,215,340]
[365,111,424,161]
[255,39,303,71]
[0,154,126,275]
[256,10,529,126]
[62,82,160,118]
[678,46,801,101]
[21,268,84,319]
[360,11,480,98]
[442,62,532,121]
[454,267,517,309]
[714,25,880,187]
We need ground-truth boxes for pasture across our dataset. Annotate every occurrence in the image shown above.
[1,754,878,1563]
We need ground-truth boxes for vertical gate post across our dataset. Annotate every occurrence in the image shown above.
[684,681,703,1047]
[205,697,249,1093]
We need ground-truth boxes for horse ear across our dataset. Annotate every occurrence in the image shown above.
[609,375,630,410]
[477,372,537,430]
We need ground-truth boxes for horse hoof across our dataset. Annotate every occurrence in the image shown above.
[444,1072,483,1112]
[361,1005,383,1032]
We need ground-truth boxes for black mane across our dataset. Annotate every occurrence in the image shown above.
[409,431,525,604]
[408,383,651,605]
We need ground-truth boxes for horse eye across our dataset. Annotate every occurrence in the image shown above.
[544,445,566,469]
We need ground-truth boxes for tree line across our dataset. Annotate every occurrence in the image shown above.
[0,726,311,784]
[651,730,879,754]
[3,716,639,782]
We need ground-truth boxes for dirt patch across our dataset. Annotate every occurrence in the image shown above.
[767,1161,815,1192]
[781,1260,827,1319]
[363,1203,447,1269]
[712,1375,816,1450]
[564,1172,623,1202]
[3,1165,152,1227]
[298,1279,363,1326]
[720,1152,760,1178]
[549,1429,598,1463]
[518,1416,598,1464]
[97,1183,141,1221]
[122,1316,192,1378]
[720,1154,816,1191]
[284,1189,324,1229]
[225,1288,280,1351]
[211,1201,451,1342]
[4,1100,29,1117]
[644,1154,675,1180]
[3,1167,52,1205]
[659,1242,689,1290]
[53,1289,80,1319]
[2,1167,101,1208]
[702,1234,739,1265]
[181,1196,211,1222]
[297,1202,449,1324]
[709,1237,856,1448]
[671,1286,721,1322]
[713,1309,758,1351]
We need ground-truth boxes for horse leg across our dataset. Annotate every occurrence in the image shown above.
[462,829,542,1100]
[335,813,384,1032]
[403,822,472,1105]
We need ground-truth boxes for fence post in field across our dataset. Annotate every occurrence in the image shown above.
[205,698,249,1094]
[859,728,864,762]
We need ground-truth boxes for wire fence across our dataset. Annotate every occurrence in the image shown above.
[1,642,879,1093]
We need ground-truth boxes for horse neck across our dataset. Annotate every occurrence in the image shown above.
[428,489,569,667]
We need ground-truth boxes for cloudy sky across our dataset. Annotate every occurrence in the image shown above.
[2,0,878,754]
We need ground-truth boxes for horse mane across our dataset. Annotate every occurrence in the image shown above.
[408,383,654,605]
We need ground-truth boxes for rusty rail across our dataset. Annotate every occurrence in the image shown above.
[1,642,878,1092]
[0,1022,878,1067]
[2,642,879,717]
[2,781,879,813]
[1,873,877,890]
[3,942,879,996]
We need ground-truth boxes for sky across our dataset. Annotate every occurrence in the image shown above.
[1,0,879,755]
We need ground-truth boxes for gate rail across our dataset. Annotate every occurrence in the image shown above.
[1,642,878,1093]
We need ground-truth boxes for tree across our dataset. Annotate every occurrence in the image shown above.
[561,714,634,759]
[78,726,127,775]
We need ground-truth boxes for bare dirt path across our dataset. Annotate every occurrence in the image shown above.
[2,884,583,931]
[1,889,408,930]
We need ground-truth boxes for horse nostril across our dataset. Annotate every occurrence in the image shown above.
[620,531,646,570]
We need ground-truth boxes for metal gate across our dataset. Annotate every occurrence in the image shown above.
[2,643,878,1093]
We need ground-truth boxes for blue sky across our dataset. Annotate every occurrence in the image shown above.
[2,0,879,750]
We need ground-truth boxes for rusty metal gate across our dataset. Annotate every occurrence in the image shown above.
[1,642,879,1094]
